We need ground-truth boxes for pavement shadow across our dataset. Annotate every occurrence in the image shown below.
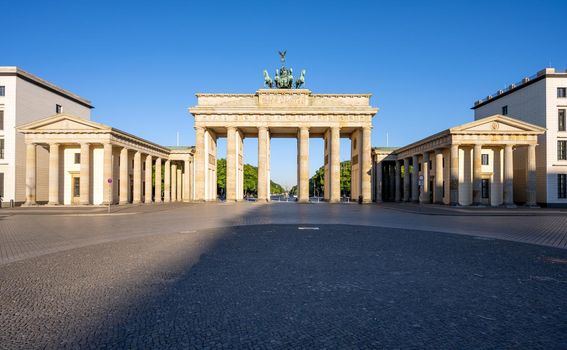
[70,205,567,349]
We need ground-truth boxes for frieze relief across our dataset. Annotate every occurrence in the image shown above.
[194,114,373,124]
[258,93,309,107]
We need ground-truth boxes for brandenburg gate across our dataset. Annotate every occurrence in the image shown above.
[189,88,378,203]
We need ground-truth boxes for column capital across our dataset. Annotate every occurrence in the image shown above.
[258,126,269,132]
[195,126,205,131]
[227,126,237,132]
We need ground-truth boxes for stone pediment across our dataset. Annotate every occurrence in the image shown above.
[450,115,546,134]
[18,114,110,132]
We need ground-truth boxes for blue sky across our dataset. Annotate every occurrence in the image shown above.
[5,0,566,188]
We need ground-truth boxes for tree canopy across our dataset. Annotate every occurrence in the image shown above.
[290,160,352,197]
[217,158,285,197]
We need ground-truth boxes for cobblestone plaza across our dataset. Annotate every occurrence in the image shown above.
[0,203,566,348]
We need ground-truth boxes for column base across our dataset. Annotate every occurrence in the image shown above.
[80,201,90,206]
[22,201,38,207]
[47,201,61,206]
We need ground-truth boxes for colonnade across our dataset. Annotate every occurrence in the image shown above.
[24,142,192,206]
[193,125,373,203]
[376,143,537,207]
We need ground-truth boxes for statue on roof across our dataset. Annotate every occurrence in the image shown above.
[262,51,305,89]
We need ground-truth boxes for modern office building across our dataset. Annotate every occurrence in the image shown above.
[473,68,567,206]
[0,67,93,205]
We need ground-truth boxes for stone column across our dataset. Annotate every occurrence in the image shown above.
[155,158,162,202]
[472,144,482,205]
[48,143,60,205]
[403,158,410,202]
[450,144,459,206]
[298,126,309,203]
[503,144,515,207]
[376,161,383,203]
[421,152,430,204]
[119,147,129,204]
[103,144,113,205]
[226,126,237,202]
[177,167,182,201]
[257,126,269,202]
[434,149,444,204]
[171,163,177,202]
[24,143,37,206]
[394,160,401,202]
[411,155,419,202]
[361,127,372,203]
[330,127,341,203]
[144,155,153,203]
[194,127,205,201]
[80,143,90,205]
[183,159,190,202]
[132,151,142,204]
[164,160,171,202]
[526,144,537,206]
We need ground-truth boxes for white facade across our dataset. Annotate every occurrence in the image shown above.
[473,68,567,206]
[0,67,92,204]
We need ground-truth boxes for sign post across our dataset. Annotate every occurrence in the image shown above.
[107,178,113,213]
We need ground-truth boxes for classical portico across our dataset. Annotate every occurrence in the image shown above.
[18,114,194,206]
[373,115,545,207]
[189,89,378,203]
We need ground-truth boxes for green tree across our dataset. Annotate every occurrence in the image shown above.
[217,158,226,198]
[216,158,285,198]
[294,160,353,198]
[340,160,351,198]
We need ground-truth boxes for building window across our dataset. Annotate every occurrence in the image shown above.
[73,177,80,196]
[559,141,567,160]
[0,139,4,159]
[481,154,489,165]
[559,109,566,132]
[502,105,508,115]
[0,86,5,96]
[0,110,3,130]
[0,172,4,198]
[559,174,567,198]
[418,163,422,172]
[74,153,80,164]
[558,88,567,98]
[56,104,63,113]
[429,161,432,170]
[481,179,490,199]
